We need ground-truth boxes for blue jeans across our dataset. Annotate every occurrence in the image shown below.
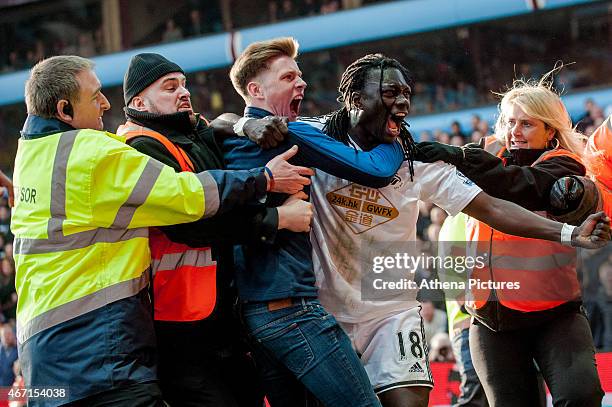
[242,298,381,407]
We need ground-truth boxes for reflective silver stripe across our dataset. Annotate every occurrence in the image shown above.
[491,251,575,271]
[152,248,215,273]
[111,159,163,229]
[196,172,219,217]
[14,228,148,255]
[48,130,79,239]
[17,271,149,345]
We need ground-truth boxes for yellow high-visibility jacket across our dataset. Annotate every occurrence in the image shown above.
[12,115,267,404]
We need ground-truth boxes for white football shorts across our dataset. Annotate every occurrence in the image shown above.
[340,306,434,393]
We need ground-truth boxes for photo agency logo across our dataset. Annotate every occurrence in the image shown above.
[361,240,584,303]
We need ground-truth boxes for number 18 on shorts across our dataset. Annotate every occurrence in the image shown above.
[343,307,434,394]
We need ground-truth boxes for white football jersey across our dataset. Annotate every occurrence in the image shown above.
[300,116,482,323]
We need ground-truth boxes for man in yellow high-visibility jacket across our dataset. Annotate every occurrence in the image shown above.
[11,55,309,406]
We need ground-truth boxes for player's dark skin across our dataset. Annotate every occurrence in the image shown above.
[346,67,411,151]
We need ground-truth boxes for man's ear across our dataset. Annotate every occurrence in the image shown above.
[246,81,263,100]
[56,99,73,123]
[130,96,147,111]
[350,91,362,110]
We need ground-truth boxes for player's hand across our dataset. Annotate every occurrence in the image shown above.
[265,145,314,194]
[277,191,313,232]
[572,211,611,249]
[0,170,14,207]
[245,116,289,149]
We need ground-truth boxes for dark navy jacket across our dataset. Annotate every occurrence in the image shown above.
[223,107,404,301]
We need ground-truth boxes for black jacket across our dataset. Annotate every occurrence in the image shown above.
[456,142,585,211]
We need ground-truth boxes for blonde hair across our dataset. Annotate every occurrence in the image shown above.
[493,68,585,156]
[25,55,94,118]
[229,37,299,100]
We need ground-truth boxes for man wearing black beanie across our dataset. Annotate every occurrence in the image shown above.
[123,53,184,107]
[119,53,314,406]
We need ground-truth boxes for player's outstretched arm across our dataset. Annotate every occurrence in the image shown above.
[462,191,610,249]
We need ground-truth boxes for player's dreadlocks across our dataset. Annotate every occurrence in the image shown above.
[323,54,417,180]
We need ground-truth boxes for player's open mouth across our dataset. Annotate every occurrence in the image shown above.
[386,113,405,137]
[290,96,303,117]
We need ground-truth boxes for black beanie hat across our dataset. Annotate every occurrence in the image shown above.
[123,53,184,104]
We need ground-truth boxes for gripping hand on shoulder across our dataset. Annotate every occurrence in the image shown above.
[550,176,584,215]
[245,116,289,149]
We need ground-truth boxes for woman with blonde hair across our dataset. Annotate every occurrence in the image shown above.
[416,72,604,406]
[493,75,585,155]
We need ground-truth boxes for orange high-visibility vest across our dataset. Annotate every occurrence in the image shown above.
[466,142,581,313]
[118,121,217,321]
[584,116,612,218]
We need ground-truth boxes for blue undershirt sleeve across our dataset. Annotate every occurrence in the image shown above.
[286,121,404,188]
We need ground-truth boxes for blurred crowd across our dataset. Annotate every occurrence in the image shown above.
[416,98,610,148]
[1,33,103,74]
[2,0,610,115]
[0,191,21,406]
[0,195,15,326]
[1,0,103,74]
[1,0,386,74]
